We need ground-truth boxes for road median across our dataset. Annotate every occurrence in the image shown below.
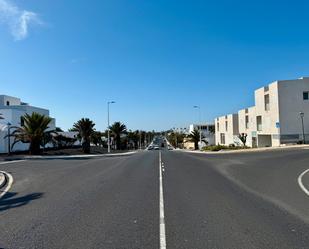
[0,172,6,189]
[0,151,138,161]
[179,144,309,154]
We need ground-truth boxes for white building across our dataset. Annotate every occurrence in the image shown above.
[215,77,309,147]
[215,114,239,146]
[189,123,215,145]
[0,95,56,153]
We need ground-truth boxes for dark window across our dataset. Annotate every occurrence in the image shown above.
[303,92,309,100]
[20,117,24,126]
[6,101,9,106]
[264,94,270,111]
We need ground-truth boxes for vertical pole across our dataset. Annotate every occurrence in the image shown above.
[199,108,202,149]
[7,126,10,155]
[107,102,110,153]
[301,115,306,144]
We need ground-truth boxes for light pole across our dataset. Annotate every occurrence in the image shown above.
[107,101,115,153]
[193,105,202,149]
[300,112,306,144]
[7,122,12,155]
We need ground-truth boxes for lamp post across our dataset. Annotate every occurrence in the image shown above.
[107,101,115,153]
[300,112,306,144]
[193,106,202,149]
[7,122,12,155]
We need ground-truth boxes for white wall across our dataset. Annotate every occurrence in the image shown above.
[0,97,56,153]
[278,78,309,143]
[215,114,239,146]
[0,95,21,106]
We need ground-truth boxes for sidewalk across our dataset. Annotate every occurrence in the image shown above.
[179,144,309,154]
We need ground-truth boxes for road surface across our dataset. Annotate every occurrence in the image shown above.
[1,148,309,248]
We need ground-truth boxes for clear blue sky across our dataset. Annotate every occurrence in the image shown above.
[1,0,309,131]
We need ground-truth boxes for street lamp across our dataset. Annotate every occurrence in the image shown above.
[193,105,202,149]
[6,122,12,155]
[300,112,306,144]
[107,101,115,153]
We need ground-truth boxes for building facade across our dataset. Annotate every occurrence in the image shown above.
[0,95,56,153]
[215,77,309,147]
[189,123,215,145]
[215,114,239,146]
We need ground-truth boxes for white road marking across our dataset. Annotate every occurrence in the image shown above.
[297,169,309,196]
[159,151,167,249]
[0,160,26,165]
[0,171,14,199]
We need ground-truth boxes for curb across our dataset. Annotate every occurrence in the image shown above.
[178,144,309,155]
[0,172,7,189]
[23,151,138,160]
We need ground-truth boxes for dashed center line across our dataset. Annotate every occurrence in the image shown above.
[159,151,167,249]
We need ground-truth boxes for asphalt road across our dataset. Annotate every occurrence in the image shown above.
[1,148,309,248]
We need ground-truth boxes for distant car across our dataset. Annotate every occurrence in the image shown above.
[148,146,154,150]
[168,146,173,150]
[154,146,160,150]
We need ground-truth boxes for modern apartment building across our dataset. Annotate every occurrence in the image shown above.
[215,114,239,146]
[0,95,56,153]
[215,77,309,147]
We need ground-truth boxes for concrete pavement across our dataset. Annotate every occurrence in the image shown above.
[1,148,309,248]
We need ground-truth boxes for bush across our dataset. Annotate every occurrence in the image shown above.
[202,144,249,152]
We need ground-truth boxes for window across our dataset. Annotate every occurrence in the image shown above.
[220,133,225,144]
[217,122,219,131]
[303,92,309,100]
[20,116,24,126]
[6,101,10,106]
[257,116,262,131]
[245,115,249,129]
[225,121,228,131]
[264,94,270,111]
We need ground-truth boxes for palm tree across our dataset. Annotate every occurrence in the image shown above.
[10,112,55,155]
[188,129,207,150]
[72,118,95,153]
[109,122,127,150]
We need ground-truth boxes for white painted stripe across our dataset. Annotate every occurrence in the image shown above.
[0,160,26,165]
[159,151,167,249]
[298,169,309,196]
[0,171,14,199]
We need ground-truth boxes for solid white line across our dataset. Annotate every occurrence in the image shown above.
[159,151,167,249]
[0,160,26,165]
[298,169,309,196]
[0,171,14,199]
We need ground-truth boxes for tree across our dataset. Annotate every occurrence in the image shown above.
[91,131,104,146]
[109,122,127,150]
[238,133,247,147]
[127,130,139,149]
[72,118,95,153]
[10,112,55,155]
[188,129,208,150]
[55,127,64,132]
